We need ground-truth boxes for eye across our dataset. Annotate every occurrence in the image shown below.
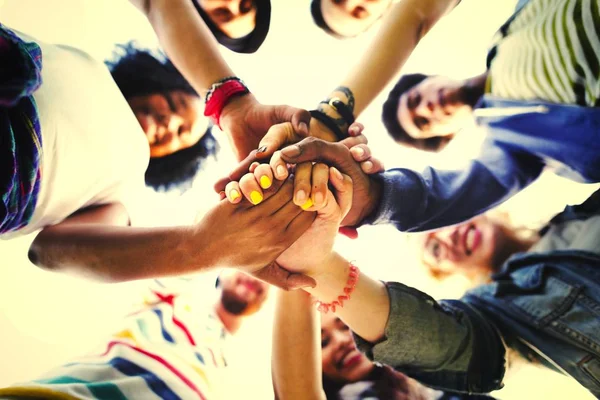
[321,337,330,348]
[332,0,345,5]
[427,238,442,261]
[407,91,421,109]
[239,0,254,14]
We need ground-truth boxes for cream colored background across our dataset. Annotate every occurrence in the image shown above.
[0,0,597,399]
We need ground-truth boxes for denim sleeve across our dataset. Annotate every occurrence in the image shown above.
[352,282,506,393]
[363,141,544,232]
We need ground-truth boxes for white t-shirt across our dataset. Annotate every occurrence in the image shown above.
[4,31,150,238]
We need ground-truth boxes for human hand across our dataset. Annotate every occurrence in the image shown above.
[277,137,382,228]
[219,94,311,161]
[213,121,369,195]
[276,166,353,275]
[198,177,317,290]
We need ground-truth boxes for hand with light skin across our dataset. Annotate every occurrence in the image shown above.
[224,162,353,275]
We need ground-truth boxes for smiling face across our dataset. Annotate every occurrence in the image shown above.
[197,0,257,38]
[416,215,507,279]
[397,76,475,141]
[321,0,392,37]
[218,270,269,316]
[321,313,375,383]
[127,91,208,158]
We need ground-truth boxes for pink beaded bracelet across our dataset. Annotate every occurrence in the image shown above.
[314,263,359,313]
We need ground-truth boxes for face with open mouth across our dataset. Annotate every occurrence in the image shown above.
[320,313,375,383]
[418,215,505,279]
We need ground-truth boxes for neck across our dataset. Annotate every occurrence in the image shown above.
[463,72,488,107]
[214,302,243,334]
[492,228,538,273]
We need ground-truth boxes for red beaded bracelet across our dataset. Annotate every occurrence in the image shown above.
[203,78,249,128]
[314,263,359,314]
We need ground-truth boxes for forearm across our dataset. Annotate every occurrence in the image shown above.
[272,290,325,400]
[306,252,389,343]
[318,0,459,129]
[306,253,506,393]
[29,224,213,283]
[143,0,235,95]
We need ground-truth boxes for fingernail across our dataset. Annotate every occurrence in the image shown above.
[257,145,267,154]
[260,175,271,189]
[250,191,263,205]
[276,165,286,177]
[331,167,343,181]
[301,198,313,210]
[351,147,365,157]
[299,121,308,134]
[363,161,373,172]
[282,145,301,158]
[314,192,324,205]
[349,127,358,135]
[296,189,307,204]
[230,189,241,201]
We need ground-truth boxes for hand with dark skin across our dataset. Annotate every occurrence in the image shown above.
[278,136,383,228]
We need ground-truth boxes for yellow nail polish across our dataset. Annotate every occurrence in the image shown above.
[260,175,271,189]
[250,191,263,205]
[230,189,241,201]
[301,199,313,210]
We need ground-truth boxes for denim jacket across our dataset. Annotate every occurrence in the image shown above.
[353,196,600,397]
[367,96,600,232]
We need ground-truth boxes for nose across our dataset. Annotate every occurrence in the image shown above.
[415,99,434,116]
[332,329,353,349]
[345,0,363,11]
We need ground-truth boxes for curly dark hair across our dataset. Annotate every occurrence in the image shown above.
[106,43,218,192]
[382,73,454,153]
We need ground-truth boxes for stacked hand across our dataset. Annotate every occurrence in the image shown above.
[224,161,354,276]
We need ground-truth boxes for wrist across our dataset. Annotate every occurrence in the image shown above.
[305,252,350,303]
[204,78,251,128]
[360,177,383,223]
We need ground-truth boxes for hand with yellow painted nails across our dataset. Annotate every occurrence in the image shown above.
[275,166,354,276]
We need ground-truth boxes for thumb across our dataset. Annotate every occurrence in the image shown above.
[271,105,310,137]
[256,122,296,160]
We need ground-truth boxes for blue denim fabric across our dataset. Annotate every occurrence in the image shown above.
[465,250,600,398]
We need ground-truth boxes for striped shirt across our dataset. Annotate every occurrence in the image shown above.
[487,0,600,107]
[0,279,229,400]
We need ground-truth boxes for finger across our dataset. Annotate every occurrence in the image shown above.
[213,149,258,193]
[260,176,296,215]
[329,168,353,217]
[293,162,313,209]
[339,134,368,149]
[224,181,243,204]
[270,150,289,181]
[253,262,316,290]
[281,138,358,179]
[249,161,260,173]
[338,226,359,239]
[253,163,273,190]
[347,122,364,137]
[285,207,317,238]
[361,159,384,174]
[349,144,371,162]
[310,163,330,209]
[271,105,310,137]
[239,172,264,205]
[256,122,296,160]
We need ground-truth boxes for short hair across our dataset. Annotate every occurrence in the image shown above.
[310,0,345,38]
[192,0,271,53]
[106,43,218,192]
[382,73,454,153]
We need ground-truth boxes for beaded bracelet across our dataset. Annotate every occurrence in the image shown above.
[314,263,359,313]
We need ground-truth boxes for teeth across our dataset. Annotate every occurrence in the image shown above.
[466,228,475,252]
